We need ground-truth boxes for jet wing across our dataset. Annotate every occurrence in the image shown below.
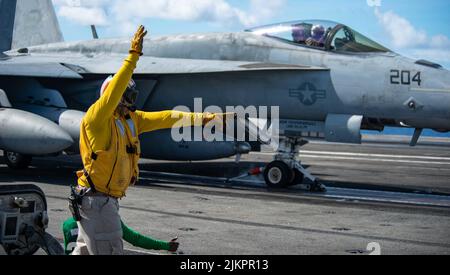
[0,53,328,78]
[0,58,83,79]
[83,55,329,75]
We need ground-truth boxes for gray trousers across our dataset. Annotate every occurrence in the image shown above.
[72,196,124,255]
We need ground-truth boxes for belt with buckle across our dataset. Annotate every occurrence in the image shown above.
[77,186,115,198]
[86,190,118,199]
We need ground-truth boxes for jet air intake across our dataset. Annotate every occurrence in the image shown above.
[325,114,363,144]
[278,114,363,144]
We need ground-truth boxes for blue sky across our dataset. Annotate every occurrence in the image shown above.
[54,0,450,68]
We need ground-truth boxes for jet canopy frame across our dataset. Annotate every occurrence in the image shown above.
[246,20,391,53]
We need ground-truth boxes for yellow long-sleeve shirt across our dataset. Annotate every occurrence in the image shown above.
[78,53,213,197]
[83,52,211,152]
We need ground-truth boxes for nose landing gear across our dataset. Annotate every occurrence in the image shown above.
[263,137,326,192]
[263,161,292,188]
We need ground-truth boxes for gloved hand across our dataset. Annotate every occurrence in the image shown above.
[202,113,216,125]
[168,236,179,253]
[129,25,148,56]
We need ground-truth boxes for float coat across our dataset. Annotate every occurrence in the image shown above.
[77,53,213,198]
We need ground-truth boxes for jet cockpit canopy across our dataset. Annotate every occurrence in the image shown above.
[246,20,391,53]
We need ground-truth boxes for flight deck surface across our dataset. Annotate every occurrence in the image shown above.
[1,137,449,255]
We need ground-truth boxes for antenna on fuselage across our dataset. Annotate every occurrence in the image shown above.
[90,25,99,39]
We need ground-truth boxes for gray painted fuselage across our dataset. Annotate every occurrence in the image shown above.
[25,32,450,131]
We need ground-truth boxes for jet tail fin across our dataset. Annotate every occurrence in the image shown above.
[0,0,63,53]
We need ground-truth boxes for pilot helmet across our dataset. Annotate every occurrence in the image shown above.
[100,75,139,112]
[311,24,325,40]
[292,24,309,42]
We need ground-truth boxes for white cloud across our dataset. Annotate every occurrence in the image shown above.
[111,0,286,33]
[52,0,110,26]
[374,9,428,48]
[430,35,450,48]
[374,8,450,66]
[111,0,241,23]
[53,0,285,34]
[245,0,286,27]
[52,0,110,8]
[366,0,381,7]
[58,6,108,26]
[406,49,450,67]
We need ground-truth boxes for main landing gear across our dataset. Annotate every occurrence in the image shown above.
[263,138,326,192]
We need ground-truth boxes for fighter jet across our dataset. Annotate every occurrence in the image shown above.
[1,0,449,191]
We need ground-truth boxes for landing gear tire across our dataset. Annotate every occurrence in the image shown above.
[287,169,304,186]
[4,151,32,169]
[264,161,293,188]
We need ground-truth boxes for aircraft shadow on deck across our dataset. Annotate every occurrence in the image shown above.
[1,158,446,196]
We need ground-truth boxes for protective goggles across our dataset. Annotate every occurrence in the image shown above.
[120,87,139,112]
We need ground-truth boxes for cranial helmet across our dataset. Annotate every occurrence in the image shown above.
[292,24,309,42]
[311,24,325,40]
[100,75,139,112]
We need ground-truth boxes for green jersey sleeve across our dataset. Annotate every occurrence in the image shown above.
[121,221,171,251]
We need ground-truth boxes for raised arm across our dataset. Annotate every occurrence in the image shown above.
[84,54,139,126]
[84,26,148,126]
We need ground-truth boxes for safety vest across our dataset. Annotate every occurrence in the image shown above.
[77,114,141,198]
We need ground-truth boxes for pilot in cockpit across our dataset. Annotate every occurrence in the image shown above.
[291,24,310,44]
[306,24,326,47]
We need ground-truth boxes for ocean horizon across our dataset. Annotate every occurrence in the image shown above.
[363,127,450,138]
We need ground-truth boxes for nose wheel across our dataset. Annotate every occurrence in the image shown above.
[263,161,292,188]
[263,137,327,192]
[263,161,326,192]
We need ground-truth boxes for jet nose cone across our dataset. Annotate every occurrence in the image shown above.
[0,109,74,155]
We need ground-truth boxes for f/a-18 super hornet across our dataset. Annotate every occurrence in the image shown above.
[1,0,449,191]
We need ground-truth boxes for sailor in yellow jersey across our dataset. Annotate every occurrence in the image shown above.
[72,26,218,255]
